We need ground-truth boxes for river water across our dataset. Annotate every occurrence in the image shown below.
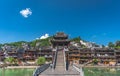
[0,67,120,76]
[83,67,120,76]
[0,68,35,76]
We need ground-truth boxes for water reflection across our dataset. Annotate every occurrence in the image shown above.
[84,67,120,76]
[1,67,120,76]
[0,68,35,76]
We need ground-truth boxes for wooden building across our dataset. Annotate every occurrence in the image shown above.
[94,48,116,65]
[0,51,4,61]
[51,32,70,48]
[68,47,94,64]
[115,50,120,64]
[37,46,53,62]
[6,49,18,59]
[23,49,37,61]
[1,32,120,66]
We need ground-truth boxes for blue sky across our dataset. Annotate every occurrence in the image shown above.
[0,0,120,45]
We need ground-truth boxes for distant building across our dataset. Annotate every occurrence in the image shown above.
[0,48,4,61]
[80,40,100,48]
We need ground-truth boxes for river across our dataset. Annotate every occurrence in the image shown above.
[84,67,120,76]
[0,68,35,76]
[1,67,120,76]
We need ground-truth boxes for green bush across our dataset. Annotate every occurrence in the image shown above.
[36,57,46,65]
[5,57,16,65]
[93,58,99,65]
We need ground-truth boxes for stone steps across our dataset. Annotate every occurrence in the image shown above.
[39,67,80,76]
[55,50,65,68]
[39,50,80,76]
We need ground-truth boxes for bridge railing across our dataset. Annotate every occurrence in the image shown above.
[64,48,69,70]
[63,48,67,71]
[52,48,57,69]
[33,64,50,76]
[73,64,84,76]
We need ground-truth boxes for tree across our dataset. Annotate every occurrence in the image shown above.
[30,37,52,47]
[71,36,81,43]
[29,40,37,47]
[3,41,28,47]
[36,57,46,65]
[108,42,114,48]
[115,41,120,47]
[5,57,15,65]
[0,44,3,47]
[101,45,105,48]
[93,58,99,65]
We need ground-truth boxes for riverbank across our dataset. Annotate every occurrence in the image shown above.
[74,64,120,68]
[84,65,120,68]
[1,64,120,69]
[6,65,120,69]
[2,66,39,69]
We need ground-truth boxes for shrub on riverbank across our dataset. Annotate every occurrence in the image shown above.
[4,57,19,66]
[36,57,46,65]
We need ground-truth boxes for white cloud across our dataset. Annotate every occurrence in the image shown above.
[20,8,32,18]
[40,34,49,39]
[36,34,49,40]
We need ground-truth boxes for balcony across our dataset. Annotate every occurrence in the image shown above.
[51,39,70,43]
[44,55,52,58]
[37,52,52,55]
[80,55,92,57]
[69,54,79,56]
[68,58,80,60]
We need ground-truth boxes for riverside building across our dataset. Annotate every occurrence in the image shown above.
[0,32,120,66]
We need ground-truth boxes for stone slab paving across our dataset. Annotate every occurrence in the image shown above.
[39,66,80,76]
[39,50,80,76]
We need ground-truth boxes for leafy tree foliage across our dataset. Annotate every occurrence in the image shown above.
[3,41,28,47]
[1,37,52,48]
[71,36,81,43]
[108,42,114,48]
[93,58,99,65]
[107,41,120,49]
[0,44,2,46]
[115,40,120,47]
[39,37,51,46]
[101,45,105,48]
[29,40,37,47]
[5,57,15,64]
[29,37,52,47]
[36,57,46,65]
